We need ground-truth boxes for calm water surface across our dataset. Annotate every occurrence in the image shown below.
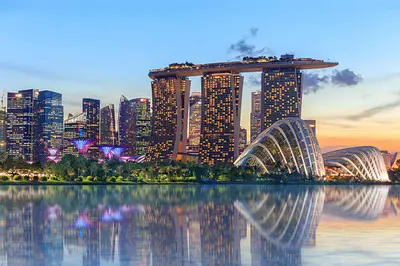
[0,185,399,266]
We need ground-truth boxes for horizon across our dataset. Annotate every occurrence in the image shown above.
[1,0,399,152]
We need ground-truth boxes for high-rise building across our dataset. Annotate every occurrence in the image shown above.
[0,106,6,153]
[6,89,39,161]
[261,63,302,131]
[130,98,151,155]
[63,112,87,156]
[250,90,262,141]
[304,120,316,136]
[83,98,100,157]
[199,73,243,165]
[119,96,151,156]
[100,104,118,146]
[35,90,64,163]
[239,127,247,155]
[146,77,190,162]
[188,92,201,152]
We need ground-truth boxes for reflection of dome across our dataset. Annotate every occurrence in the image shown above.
[323,146,390,181]
[324,186,389,220]
[235,118,325,178]
[234,187,325,249]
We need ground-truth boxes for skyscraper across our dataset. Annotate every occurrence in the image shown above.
[130,98,151,155]
[146,77,190,162]
[63,112,87,156]
[239,127,247,155]
[35,90,64,163]
[199,73,243,164]
[250,90,262,141]
[261,57,302,131]
[83,98,100,157]
[188,92,201,153]
[6,89,39,161]
[119,96,151,156]
[100,104,118,146]
[0,105,6,153]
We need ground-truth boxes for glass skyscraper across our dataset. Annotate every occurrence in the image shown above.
[119,96,151,156]
[35,90,64,163]
[146,77,190,162]
[188,92,201,152]
[82,98,100,157]
[250,90,262,141]
[100,104,118,146]
[6,89,39,161]
[261,66,302,131]
[199,73,243,165]
[0,106,6,153]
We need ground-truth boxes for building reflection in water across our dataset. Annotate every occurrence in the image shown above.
[0,185,393,265]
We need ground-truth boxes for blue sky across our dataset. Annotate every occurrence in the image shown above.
[1,0,400,150]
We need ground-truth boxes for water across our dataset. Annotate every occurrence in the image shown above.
[0,185,399,266]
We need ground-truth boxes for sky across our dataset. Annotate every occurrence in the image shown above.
[0,0,400,152]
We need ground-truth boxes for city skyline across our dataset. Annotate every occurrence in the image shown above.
[0,0,399,151]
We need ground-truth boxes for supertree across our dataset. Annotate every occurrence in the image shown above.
[69,139,95,156]
[99,146,114,159]
[111,147,126,158]
[47,148,61,163]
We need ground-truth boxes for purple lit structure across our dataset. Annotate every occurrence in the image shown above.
[111,147,126,158]
[100,208,123,222]
[70,139,94,156]
[99,146,114,159]
[72,213,91,229]
[46,148,61,163]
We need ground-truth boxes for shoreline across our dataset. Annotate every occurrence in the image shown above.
[0,180,397,186]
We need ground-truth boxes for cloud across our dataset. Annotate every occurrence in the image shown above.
[345,99,400,121]
[303,69,363,94]
[303,73,330,94]
[331,69,363,86]
[248,75,261,86]
[228,28,272,60]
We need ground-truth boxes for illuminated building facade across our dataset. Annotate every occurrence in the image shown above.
[6,89,39,161]
[146,77,190,162]
[239,127,247,155]
[119,96,151,156]
[63,112,87,156]
[188,92,202,153]
[100,104,118,146]
[131,98,151,155]
[250,90,262,141]
[35,90,64,163]
[0,106,6,153]
[83,98,100,157]
[261,65,302,131]
[199,73,243,164]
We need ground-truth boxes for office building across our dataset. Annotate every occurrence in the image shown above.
[35,90,64,163]
[100,104,117,146]
[199,73,243,164]
[250,91,262,141]
[0,106,6,153]
[146,77,190,162]
[239,127,247,155]
[6,89,39,161]
[119,96,151,156]
[304,120,316,136]
[63,112,87,156]
[188,92,201,151]
[83,98,100,157]
[261,57,302,131]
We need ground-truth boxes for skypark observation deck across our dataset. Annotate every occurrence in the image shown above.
[149,56,338,79]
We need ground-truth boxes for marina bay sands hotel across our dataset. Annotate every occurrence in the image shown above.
[146,54,338,164]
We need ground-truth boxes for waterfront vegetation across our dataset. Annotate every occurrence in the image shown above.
[0,153,399,184]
